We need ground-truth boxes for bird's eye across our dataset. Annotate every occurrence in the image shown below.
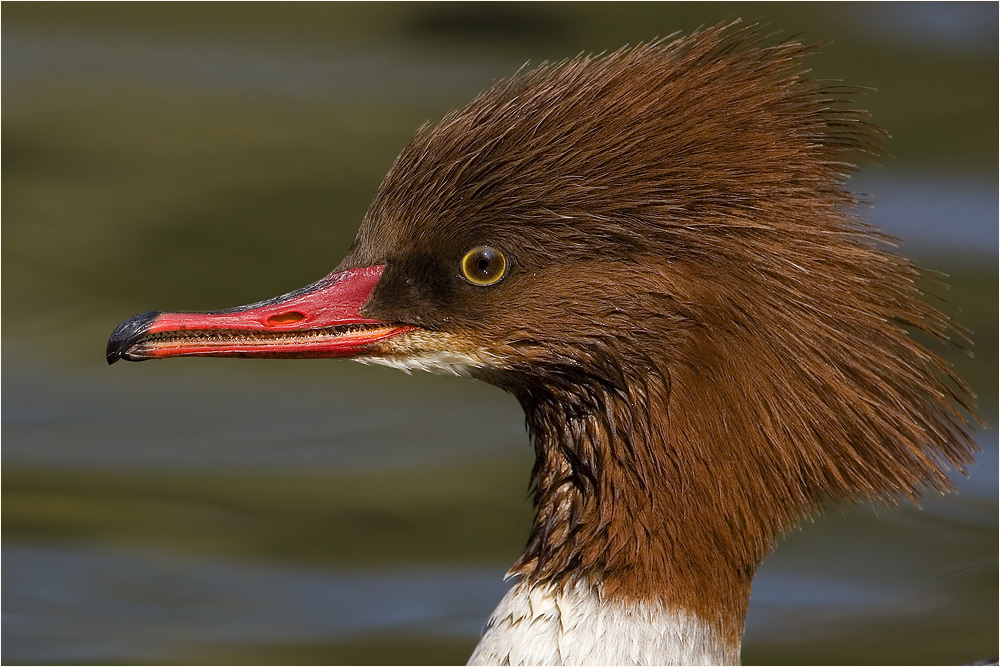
[460,246,507,286]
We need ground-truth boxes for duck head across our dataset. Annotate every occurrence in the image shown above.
[107,23,979,664]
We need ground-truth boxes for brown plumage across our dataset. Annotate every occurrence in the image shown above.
[345,21,979,645]
[109,20,981,662]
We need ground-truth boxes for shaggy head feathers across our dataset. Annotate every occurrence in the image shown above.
[342,22,979,643]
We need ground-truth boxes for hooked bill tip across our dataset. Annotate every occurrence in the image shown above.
[107,311,160,364]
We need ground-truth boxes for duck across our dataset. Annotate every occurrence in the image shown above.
[106,22,980,666]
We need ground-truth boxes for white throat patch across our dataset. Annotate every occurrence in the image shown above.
[355,350,486,377]
[357,329,497,377]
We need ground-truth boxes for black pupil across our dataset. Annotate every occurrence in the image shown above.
[464,246,503,284]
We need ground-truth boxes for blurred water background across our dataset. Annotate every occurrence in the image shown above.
[3,3,997,664]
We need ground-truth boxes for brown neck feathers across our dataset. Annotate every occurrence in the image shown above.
[362,21,981,643]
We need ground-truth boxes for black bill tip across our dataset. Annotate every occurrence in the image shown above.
[107,311,160,364]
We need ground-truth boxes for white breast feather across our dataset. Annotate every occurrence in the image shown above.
[467,578,735,666]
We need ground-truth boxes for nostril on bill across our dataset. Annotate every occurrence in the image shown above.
[266,311,306,326]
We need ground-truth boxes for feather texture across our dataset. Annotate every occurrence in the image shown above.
[336,21,982,662]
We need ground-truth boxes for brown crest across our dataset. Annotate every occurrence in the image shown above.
[343,21,980,647]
